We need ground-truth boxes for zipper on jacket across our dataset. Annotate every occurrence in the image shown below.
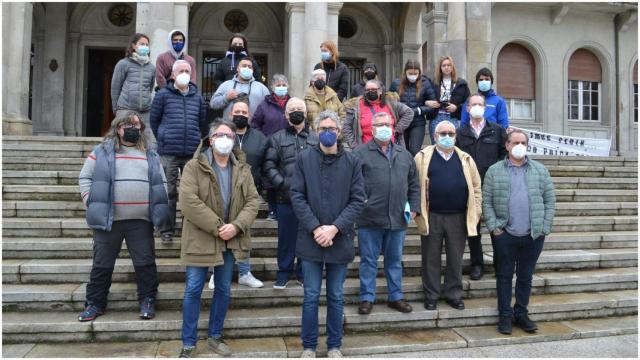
[387,149,393,227]
[183,95,187,154]
[139,62,144,110]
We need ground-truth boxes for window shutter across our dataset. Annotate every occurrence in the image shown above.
[568,49,602,82]
[497,43,535,100]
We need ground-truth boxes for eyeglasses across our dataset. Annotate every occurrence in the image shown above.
[437,132,456,137]
[372,123,392,128]
[120,124,141,129]
[318,126,338,132]
[211,132,235,139]
[365,88,380,91]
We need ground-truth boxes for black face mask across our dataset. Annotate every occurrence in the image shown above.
[232,115,249,129]
[365,91,379,101]
[231,45,244,53]
[123,127,141,143]
[289,111,305,125]
[364,71,376,80]
[314,79,326,90]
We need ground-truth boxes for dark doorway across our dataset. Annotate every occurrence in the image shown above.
[86,48,124,137]
[342,57,366,98]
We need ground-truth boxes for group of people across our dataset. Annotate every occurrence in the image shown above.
[78,29,557,358]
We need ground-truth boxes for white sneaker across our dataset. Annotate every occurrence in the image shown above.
[238,272,264,288]
[300,349,316,358]
[208,273,215,290]
[327,349,343,358]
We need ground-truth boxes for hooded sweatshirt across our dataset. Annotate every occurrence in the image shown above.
[155,29,197,89]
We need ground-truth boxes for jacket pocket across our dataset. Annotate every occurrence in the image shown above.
[181,220,216,255]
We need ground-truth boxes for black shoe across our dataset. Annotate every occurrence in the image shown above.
[445,298,465,310]
[469,265,484,280]
[266,211,277,221]
[498,316,513,335]
[514,314,538,332]
[424,300,437,310]
[161,232,173,243]
[179,346,196,358]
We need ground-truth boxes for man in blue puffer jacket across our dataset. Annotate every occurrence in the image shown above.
[460,68,509,129]
[150,59,208,242]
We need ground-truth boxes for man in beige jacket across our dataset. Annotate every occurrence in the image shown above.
[414,120,482,311]
[178,120,260,358]
[304,69,346,130]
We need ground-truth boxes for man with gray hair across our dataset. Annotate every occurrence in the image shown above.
[305,69,345,131]
[413,120,482,312]
[353,112,420,315]
[150,59,208,243]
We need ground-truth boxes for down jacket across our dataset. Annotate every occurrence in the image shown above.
[179,143,260,267]
[111,57,156,113]
[482,157,556,240]
[82,139,172,232]
[251,94,290,138]
[389,75,438,126]
[289,144,365,264]
[149,80,208,157]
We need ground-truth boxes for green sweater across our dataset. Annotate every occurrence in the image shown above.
[482,157,556,239]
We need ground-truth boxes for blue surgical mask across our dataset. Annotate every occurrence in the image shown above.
[374,126,393,142]
[319,130,338,147]
[136,45,150,57]
[321,51,332,62]
[274,86,288,97]
[478,80,491,92]
[437,135,455,149]
[240,67,253,80]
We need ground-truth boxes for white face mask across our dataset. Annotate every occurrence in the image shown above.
[407,74,418,83]
[511,144,527,159]
[175,73,190,87]
[213,137,234,155]
[469,105,485,119]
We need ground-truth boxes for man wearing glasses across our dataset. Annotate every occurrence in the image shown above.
[289,111,365,358]
[353,112,420,315]
[413,120,482,311]
[178,120,260,357]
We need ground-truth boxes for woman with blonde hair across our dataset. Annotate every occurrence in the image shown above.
[313,40,350,102]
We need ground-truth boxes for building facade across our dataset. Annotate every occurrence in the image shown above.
[2,2,637,155]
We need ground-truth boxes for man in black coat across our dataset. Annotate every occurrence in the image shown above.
[353,112,421,315]
[289,110,365,358]
[455,94,508,280]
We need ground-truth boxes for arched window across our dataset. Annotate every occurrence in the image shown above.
[633,61,637,123]
[497,43,536,120]
[567,49,602,121]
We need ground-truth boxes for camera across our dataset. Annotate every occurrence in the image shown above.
[439,101,450,109]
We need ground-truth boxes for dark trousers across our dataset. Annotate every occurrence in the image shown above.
[267,189,277,213]
[276,203,303,282]
[86,219,158,309]
[467,222,484,267]
[420,212,467,301]
[492,230,545,318]
[160,155,191,232]
[403,122,426,156]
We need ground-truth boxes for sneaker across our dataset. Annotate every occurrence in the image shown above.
[296,278,304,287]
[139,297,155,320]
[179,346,196,358]
[238,272,264,288]
[78,304,105,322]
[266,211,277,221]
[161,232,173,243]
[273,279,289,289]
[208,273,215,290]
[327,348,343,358]
[207,336,232,357]
[300,349,316,358]
[498,316,513,335]
[514,314,538,333]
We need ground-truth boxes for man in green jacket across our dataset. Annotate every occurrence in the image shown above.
[178,120,260,358]
[482,129,556,336]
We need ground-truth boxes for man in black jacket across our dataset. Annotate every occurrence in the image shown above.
[289,110,365,358]
[353,112,421,315]
[456,94,508,280]
[263,98,319,289]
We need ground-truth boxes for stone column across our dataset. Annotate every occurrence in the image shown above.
[2,2,33,135]
[285,2,306,97]
[446,2,467,80]
[383,44,394,87]
[465,2,492,93]
[304,2,328,82]
[327,2,343,45]
[64,33,80,135]
[423,3,448,78]
[137,2,175,66]
[36,2,67,136]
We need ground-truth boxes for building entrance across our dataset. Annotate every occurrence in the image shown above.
[85,48,123,136]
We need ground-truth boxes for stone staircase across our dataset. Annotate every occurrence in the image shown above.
[2,136,638,356]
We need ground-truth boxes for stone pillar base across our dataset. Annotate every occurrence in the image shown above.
[3,116,33,135]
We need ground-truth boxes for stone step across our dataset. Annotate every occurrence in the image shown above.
[4,248,637,285]
[1,289,636,343]
[3,215,636,238]
[2,157,86,171]
[3,267,636,312]
[2,143,94,159]
[531,155,637,168]
[2,135,102,145]
[552,177,637,190]
[546,165,638,178]
[3,315,637,357]
[554,189,637,202]
[3,231,637,260]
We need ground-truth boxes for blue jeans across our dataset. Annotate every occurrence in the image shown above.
[236,256,250,277]
[181,250,235,347]
[358,228,406,302]
[492,231,545,318]
[276,203,303,282]
[301,260,348,351]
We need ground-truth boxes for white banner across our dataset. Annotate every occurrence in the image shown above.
[512,127,612,157]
